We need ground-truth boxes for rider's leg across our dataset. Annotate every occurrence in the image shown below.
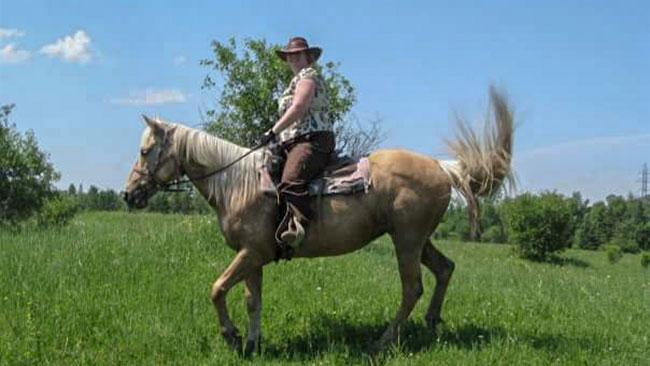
[275,132,334,248]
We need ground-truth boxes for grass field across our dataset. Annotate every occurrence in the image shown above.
[1,212,648,365]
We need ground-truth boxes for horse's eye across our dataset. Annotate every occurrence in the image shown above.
[141,148,150,156]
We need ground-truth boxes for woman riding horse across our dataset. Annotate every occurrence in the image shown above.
[260,37,335,252]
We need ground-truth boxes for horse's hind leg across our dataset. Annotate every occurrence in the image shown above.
[376,232,425,349]
[421,239,455,328]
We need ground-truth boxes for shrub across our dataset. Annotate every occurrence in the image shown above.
[605,244,623,264]
[36,194,78,227]
[482,225,507,243]
[619,239,640,254]
[501,192,572,260]
[641,252,650,268]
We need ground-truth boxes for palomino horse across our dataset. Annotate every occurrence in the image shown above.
[123,87,513,355]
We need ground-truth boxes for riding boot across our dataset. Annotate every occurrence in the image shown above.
[274,203,308,251]
[279,205,307,248]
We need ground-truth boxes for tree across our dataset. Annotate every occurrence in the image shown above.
[67,183,77,196]
[200,37,383,156]
[436,195,470,240]
[575,202,610,249]
[480,197,507,243]
[77,185,124,211]
[0,104,60,223]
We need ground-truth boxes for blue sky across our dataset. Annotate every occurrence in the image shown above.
[1,0,648,202]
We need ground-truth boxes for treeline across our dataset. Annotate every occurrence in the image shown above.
[438,191,650,256]
[64,184,212,214]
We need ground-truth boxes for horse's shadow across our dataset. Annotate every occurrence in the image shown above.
[262,313,501,358]
[261,313,594,361]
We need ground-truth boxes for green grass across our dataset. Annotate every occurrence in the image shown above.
[1,212,648,365]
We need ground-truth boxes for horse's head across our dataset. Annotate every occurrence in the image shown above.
[123,115,182,209]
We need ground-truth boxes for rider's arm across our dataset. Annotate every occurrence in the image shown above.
[271,78,316,135]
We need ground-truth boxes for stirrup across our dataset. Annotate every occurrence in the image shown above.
[280,216,305,248]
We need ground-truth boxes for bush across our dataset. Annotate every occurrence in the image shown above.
[641,252,650,268]
[482,225,507,243]
[619,239,640,254]
[605,244,623,264]
[36,195,78,227]
[501,192,572,260]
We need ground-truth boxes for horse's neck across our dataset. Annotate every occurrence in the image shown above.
[174,127,260,216]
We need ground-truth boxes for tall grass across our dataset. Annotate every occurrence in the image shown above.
[1,212,648,365]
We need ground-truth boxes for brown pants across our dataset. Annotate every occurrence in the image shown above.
[276,131,335,238]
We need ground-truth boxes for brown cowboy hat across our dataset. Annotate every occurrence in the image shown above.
[275,37,322,62]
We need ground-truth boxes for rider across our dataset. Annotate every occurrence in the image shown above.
[260,36,335,251]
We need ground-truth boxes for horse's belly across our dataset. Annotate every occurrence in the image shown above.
[293,195,386,257]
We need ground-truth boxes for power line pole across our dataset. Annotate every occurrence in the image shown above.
[642,163,648,198]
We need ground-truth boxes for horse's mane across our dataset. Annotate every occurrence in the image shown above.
[171,123,263,213]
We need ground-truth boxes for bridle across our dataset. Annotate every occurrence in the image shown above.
[131,128,187,192]
[132,128,266,193]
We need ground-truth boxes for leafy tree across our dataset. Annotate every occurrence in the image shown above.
[200,37,383,156]
[479,197,507,243]
[575,202,610,250]
[612,219,640,253]
[0,104,60,223]
[78,186,125,211]
[148,193,171,213]
[637,223,650,251]
[436,196,470,240]
[67,183,77,196]
[566,191,589,242]
[145,187,212,215]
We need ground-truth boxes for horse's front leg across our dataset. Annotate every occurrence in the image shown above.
[211,249,260,353]
[244,266,263,356]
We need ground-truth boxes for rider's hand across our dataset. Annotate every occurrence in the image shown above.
[260,130,276,145]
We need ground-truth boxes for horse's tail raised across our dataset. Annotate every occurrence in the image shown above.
[439,85,515,201]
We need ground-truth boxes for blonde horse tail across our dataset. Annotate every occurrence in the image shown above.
[439,85,515,239]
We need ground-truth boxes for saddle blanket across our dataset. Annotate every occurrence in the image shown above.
[259,157,372,197]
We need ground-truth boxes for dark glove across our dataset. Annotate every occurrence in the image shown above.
[260,130,276,145]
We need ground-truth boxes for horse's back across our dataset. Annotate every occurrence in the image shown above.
[295,149,452,257]
[368,149,451,194]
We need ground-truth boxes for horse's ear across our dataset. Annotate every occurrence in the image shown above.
[141,114,161,131]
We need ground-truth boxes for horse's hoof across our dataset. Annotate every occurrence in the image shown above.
[368,340,388,355]
[222,332,243,353]
[244,340,255,357]
[426,315,444,329]
[244,335,262,357]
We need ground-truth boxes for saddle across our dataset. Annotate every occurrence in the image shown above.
[259,151,372,197]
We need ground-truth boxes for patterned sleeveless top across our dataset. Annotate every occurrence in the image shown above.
[277,66,333,143]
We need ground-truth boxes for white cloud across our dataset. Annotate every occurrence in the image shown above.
[0,27,25,39]
[0,43,31,64]
[40,30,92,63]
[110,88,189,105]
[174,55,187,65]
[517,133,650,161]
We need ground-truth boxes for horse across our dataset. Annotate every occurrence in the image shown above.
[122,86,514,355]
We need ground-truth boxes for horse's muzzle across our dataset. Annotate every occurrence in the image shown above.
[122,189,148,209]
